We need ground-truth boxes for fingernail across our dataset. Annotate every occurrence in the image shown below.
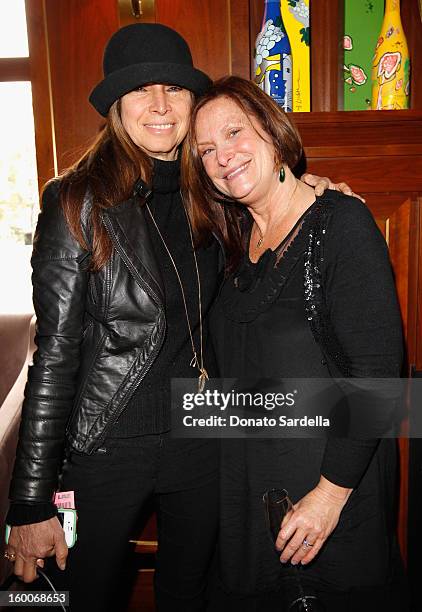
[59,563,66,570]
[291,560,298,566]
[280,559,287,564]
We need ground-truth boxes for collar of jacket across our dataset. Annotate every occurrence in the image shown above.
[99,178,165,307]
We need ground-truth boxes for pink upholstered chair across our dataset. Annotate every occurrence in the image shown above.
[0,314,36,585]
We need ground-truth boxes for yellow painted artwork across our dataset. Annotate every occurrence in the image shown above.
[371,0,410,110]
[280,0,310,112]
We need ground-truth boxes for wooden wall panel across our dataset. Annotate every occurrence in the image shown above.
[229,0,251,79]
[388,199,413,332]
[295,110,422,147]
[375,196,413,564]
[309,0,343,111]
[406,197,420,370]
[155,0,250,81]
[44,0,119,172]
[296,110,422,193]
[364,196,413,330]
[304,157,422,194]
[119,0,251,79]
[0,58,30,81]
[26,0,56,189]
[417,202,422,370]
[156,0,230,80]
[401,0,422,110]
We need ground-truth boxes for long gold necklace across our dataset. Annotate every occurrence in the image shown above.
[146,201,208,393]
[254,180,299,249]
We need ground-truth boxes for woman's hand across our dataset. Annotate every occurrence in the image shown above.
[7,517,68,583]
[275,476,352,566]
[301,173,365,202]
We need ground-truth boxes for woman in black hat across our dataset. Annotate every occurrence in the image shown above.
[4,23,355,611]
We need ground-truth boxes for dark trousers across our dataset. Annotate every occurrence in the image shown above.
[208,568,410,612]
[44,435,219,612]
[208,581,410,612]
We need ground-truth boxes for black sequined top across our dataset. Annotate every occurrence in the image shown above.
[211,191,403,488]
[210,190,404,595]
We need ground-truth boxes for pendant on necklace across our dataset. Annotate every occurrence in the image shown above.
[198,368,209,393]
[256,237,263,248]
[191,355,209,393]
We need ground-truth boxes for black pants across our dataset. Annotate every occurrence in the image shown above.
[44,435,219,612]
[208,581,410,612]
[207,567,410,611]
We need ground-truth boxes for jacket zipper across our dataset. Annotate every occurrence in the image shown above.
[103,250,113,320]
[90,215,167,448]
[92,322,165,450]
[66,330,108,434]
[102,213,163,310]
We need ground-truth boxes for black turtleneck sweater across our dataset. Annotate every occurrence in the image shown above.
[108,157,220,437]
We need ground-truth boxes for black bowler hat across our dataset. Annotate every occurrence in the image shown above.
[89,23,211,116]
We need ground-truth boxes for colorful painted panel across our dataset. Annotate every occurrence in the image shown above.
[371,0,410,110]
[254,0,293,111]
[343,0,384,111]
[281,0,310,112]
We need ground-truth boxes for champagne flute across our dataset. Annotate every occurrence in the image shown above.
[263,488,325,611]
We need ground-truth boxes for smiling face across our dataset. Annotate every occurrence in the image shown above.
[195,96,280,205]
[120,84,193,161]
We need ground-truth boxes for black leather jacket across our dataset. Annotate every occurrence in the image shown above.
[9,179,181,503]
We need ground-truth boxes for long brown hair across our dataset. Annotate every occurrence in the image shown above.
[182,76,303,272]
[55,100,153,270]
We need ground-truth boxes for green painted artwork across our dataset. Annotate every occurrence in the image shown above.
[343,0,384,110]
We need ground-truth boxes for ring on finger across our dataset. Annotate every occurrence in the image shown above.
[302,538,314,548]
[4,550,16,561]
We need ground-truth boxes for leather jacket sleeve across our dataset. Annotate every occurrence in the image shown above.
[9,181,90,503]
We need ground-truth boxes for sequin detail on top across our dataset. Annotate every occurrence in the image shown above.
[304,200,351,377]
[219,195,351,376]
[219,203,318,323]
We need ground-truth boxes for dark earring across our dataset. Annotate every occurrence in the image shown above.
[279,166,286,183]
